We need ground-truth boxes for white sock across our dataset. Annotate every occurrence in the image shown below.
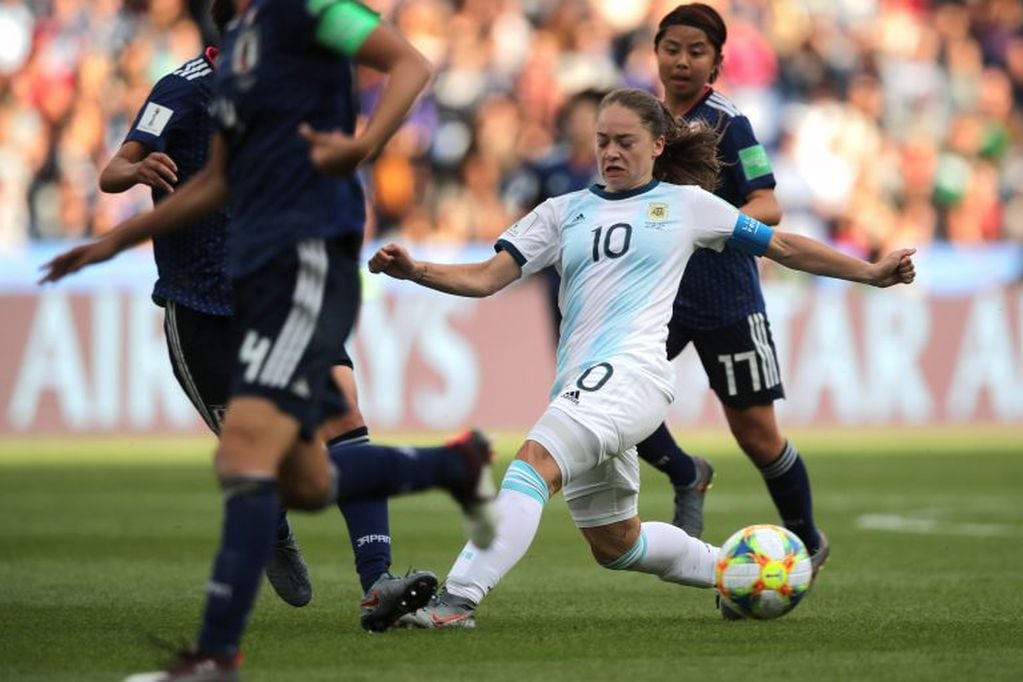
[604,521,718,588]
[446,461,549,604]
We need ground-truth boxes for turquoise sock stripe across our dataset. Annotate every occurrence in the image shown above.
[501,461,550,505]
[603,530,648,571]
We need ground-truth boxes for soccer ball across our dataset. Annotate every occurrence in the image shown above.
[714,524,813,620]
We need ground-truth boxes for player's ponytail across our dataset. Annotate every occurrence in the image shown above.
[655,105,721,192]
[600,89,721,192]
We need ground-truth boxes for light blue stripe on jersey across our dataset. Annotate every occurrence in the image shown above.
[603,531,648,570]
[584,253,662,366]
[727,213,773,256]
[501,460,549,505]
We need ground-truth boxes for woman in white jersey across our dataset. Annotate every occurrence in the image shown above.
[369,88,916,629]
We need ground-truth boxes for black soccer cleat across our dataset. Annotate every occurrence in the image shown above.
[359,569,438,632]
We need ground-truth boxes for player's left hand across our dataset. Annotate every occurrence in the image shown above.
[38,238,121,284]
[298,123,370,176]
[870,248,916,287]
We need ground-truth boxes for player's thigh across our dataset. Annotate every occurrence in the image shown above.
[162,301,234,434]
[564,447,642,531]
[216,395,302,478]
[543,362,669,487]
[692,312,785,409]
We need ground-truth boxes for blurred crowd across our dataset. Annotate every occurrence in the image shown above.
[1,0,1022,258]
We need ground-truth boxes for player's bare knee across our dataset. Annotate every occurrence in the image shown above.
[514,441,562,497]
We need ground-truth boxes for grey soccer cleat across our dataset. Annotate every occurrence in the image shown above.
[444,430,498,549]
[265,520,312,607]
[672,456,715,538]
[810,529,830,581]
[359,569,438,632]
[123,645,241,682]
[397,587,478,629]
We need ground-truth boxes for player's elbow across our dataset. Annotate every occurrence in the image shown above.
[765,231,797,265]
[98,166,127,194]
[406,51,434,90]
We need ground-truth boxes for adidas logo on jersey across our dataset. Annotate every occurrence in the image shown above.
[560,390,580,404]
[564,210,589,226]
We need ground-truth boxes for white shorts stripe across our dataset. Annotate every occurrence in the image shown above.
[165,302,220,432]
[273,240,328,384]
[262,254,315,386]
[761,313,781,387]
[749,313,780,389]
[258,239,328,388]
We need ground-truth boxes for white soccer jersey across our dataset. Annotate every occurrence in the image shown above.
[497,179,772,402]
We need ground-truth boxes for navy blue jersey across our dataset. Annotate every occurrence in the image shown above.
[212,0,366,278]
[674,88,777,329]
[125,49,232,316]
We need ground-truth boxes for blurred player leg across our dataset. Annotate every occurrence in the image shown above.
[163,301,312,608]
[198,397,301,660]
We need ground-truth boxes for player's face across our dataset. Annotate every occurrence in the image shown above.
[656,24,719,103]
[595,103,665,192]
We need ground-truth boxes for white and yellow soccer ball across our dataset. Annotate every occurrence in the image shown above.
[714,524,813,620]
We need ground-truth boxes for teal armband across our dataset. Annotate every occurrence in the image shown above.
[308,0,381,56]
[727,213,773,256]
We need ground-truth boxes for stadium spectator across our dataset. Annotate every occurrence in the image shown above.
[0,0,1021,252]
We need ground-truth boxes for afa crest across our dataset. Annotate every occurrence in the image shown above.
[647,202,669,222]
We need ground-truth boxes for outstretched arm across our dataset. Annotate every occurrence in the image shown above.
[40,134,229,284]
[368,244,522,298]
[764,231,916,288]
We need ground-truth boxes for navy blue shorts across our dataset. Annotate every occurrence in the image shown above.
[229,236,361,439]
[163,301,234,434]
[667,311,785,409]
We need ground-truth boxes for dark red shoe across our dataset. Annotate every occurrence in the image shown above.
[124,645,242,681]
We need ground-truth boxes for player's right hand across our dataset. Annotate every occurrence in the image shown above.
[368,243,422,281]
[135,152,178,193]
[38,238,121,284]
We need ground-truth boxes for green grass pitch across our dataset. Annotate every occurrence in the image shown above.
[1,430,1021,681]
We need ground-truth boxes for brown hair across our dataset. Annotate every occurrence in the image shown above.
[654,3,727,83]
[599,88,721,191]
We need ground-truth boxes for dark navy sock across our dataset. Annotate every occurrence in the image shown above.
[760,441,821,554]
[329,427,392,593]
[327,440,465,504]
[636,422,698,487]
[198,477,279,656]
